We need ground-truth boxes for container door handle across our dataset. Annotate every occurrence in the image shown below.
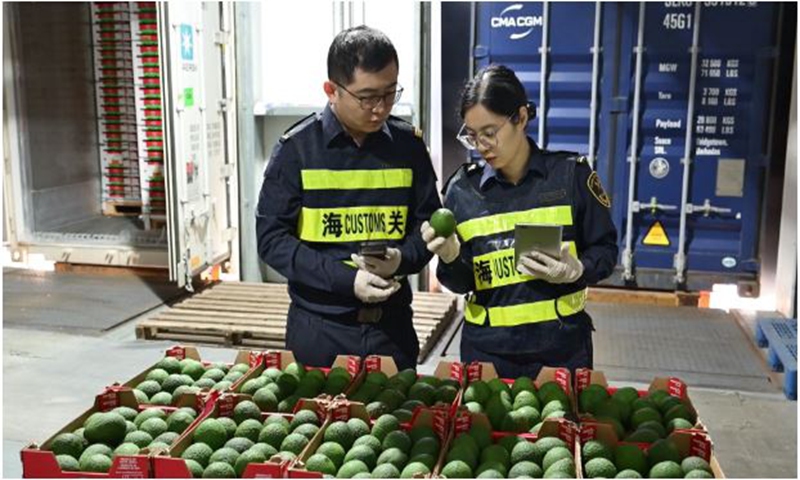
[686,199,734,217]
[632,197,678,214]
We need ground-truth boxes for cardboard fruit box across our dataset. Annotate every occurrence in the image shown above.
[449,410,581,474]
[350,355,466,421]
[288,400,450,478]
[123,345,264,407]
[20,386,203,478]
[152,393,329,478]
[575,369,705,442]
[248,350,362,401]
[461,362,576,431]
[438,412,581,478]
[580,421,724,478]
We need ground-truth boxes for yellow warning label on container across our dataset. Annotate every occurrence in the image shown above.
[643,221,670,246]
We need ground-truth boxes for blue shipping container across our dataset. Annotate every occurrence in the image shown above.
[471,1,788,292]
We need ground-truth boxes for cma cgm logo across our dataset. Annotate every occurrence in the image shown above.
[491,4,542,40]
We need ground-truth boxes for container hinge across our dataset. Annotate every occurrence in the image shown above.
[688,45,700,54]
[221,163,236,178]
[627,155,639,164]
[182,252,195,292]
[633,45,646,54]
[686,199,733,217]
[219,98,231,113]
[214,30,229,47]
[223,227,237,242]
[473,45,489,59]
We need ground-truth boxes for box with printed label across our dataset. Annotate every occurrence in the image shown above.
[123,345,264,407]
[349,355,465,423]
[288,400,450,478]
[579,421,723,478]
[152,393,329,478]
[460,362,576,434]
[441,412,582,478]
[575,369,705,444]
[20,386,204,478]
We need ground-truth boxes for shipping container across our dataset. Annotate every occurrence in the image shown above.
[447,1,794,293]
[3,2,238,289]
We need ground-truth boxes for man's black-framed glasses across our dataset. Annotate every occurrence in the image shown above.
[456,114,514,150]
[334,81,404,110]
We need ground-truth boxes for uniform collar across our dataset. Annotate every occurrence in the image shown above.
[321,103,393,147]
[479,138,545,190]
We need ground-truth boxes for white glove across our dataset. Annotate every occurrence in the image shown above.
[517,243,584,284]
[353,269,401,303]
[350,248,402,279]
[420,221,460,264]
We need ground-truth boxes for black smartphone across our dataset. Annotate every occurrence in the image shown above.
[358,240,388,259]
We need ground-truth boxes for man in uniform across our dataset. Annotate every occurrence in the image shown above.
[256,26,441,370]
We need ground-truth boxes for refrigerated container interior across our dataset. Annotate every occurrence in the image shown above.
[4,2,167,249]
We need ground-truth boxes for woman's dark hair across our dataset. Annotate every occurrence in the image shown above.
[458,64,535,124]
[328,25,399,86]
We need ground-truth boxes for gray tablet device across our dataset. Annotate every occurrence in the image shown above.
[514,223,563,266]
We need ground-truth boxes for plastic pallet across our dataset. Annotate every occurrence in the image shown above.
[755,317,797,348]
[756,318,797,400]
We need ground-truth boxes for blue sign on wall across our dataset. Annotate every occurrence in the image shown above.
[180,24,194,61]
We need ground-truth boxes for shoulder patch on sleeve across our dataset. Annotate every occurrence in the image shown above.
[387,115,424,139]
[441,162,480,196]
[587,171,611,208]
[280,113,316,143]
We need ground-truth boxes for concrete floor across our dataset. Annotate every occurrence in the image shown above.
[3,285,797,478]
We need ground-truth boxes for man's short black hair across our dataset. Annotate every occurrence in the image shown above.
[327,25,399,86]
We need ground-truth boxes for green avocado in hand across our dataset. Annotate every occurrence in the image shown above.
[430,208,456,238]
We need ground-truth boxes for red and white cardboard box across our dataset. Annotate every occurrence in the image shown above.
[288,400,449,478]
[123,345,264,407]
[579,421,724,478]
[21,386,202,478]
[574,369,705,434]
[151,394,328,478]
[359,355,465,419]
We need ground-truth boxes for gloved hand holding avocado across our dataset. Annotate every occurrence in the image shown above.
[421,208,460,264]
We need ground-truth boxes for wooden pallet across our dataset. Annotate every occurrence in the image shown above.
[587,287,699,307]
[136,282,459,362]
[103,200,143,217]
